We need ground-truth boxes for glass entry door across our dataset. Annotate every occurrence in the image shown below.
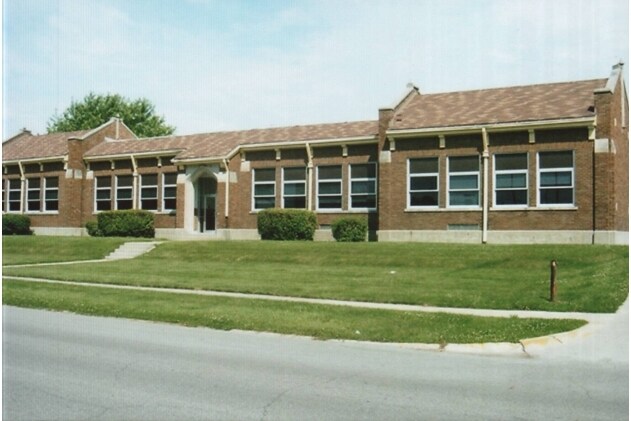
[196,176,217,232]
[203,194,216,232]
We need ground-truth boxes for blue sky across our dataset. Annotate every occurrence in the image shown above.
[2,0,628,138]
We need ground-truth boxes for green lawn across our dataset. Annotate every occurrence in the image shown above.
[2,236,133,265]
[4,239,628,312]
[2,279,586,344]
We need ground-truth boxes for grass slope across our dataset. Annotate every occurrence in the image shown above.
[2,236,132,265]
[5,240,628,312]
[3,279,586,344]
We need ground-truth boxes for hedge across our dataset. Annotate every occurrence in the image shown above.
[85,220,103,237]
[257,209,317,241]
[331,217,368,242]
[2,214,33,235]
[93,210,155,238]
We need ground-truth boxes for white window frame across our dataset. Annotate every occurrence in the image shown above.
[162,173,178,212]
[140,174,159,212]
[43,177,59,212]
[115,175,134,210]
[26,177,41,212]
[447,156,480,208]
[282,167,306,209]
[252,168,276,211]
[537,151,575,208]
[7,179,21,213]
[349,163,377,211]
[493,153,528,208]
[94,176,112,212]
[316,165,343,211]
[407,158,439,209]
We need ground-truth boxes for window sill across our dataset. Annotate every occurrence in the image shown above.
[249,209,377,215]
[490,206,578,211]
[24,212,60,215]
[534,206,578,211]
[405,207,482,213]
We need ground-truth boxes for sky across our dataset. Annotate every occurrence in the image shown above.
[2,0,629,138]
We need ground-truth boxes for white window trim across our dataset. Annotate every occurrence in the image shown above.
[162,173,177,213]
[493,154,529,209]
[282,167,306,209]
[139,174,159,212]
[407,158,439,210]
[25,178,41,213]
[537,151,575,208]
[7,179,22,213]
[115,175,134,210]
[43,177,59,213]
[252,168,276,211]
[349,163,377,212]
[316,165,343,211]
[94,176,112,213]
[447,156,481,209]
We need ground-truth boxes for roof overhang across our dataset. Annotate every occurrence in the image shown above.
[83,149,184,162]
[386,117,596,139]
[2,155,66,166]
[172,135,378,165]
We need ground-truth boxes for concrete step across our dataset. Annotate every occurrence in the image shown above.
[105,241,162,260]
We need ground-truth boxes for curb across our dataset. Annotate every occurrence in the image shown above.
[3,276,606,359]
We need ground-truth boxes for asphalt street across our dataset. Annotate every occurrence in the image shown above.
[3,306,628,420]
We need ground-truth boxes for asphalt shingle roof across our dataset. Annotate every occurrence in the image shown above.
[84,120,379,161]
[3,78,608,164]
[390,79,607,131]
[2,130,90,161]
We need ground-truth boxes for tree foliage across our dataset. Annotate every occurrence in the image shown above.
[47,93,175,138]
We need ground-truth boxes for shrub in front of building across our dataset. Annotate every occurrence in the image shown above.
[257,209,317,241]
[96,210,155,238]
[85,221,103,237]
[2,214,33,235]
[331,217,368,242]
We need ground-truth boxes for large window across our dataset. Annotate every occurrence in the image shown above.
[448,156,480,207]
[8,179,21,212]
[494,154,528,206]
[408,158,439,208]
[116,175,133,210]
[253,168,275,210]
[317,166,342,210]
[44,177,59,211]
[538,151,574,206]
[283,167,306,209]
[140,174,158,211]
[95,176,112,211]
[162,173,177,212]
[349,163,377,210]
[26,178,41,212]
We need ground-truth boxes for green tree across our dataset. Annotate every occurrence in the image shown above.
[47,93,175,138]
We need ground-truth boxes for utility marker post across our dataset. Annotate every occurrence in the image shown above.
[550,260,558,302]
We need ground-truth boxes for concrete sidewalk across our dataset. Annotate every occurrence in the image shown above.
[523,298,629,363]
[4,275,628,361]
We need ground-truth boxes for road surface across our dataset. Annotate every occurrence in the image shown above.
[3,306,628,420]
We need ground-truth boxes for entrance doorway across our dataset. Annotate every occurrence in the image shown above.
[196,176,217,232]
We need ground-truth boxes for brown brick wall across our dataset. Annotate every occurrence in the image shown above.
[226,144,377,230]
[379,129,595,232]
[594,74,629,232]
[86,159,181,229]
